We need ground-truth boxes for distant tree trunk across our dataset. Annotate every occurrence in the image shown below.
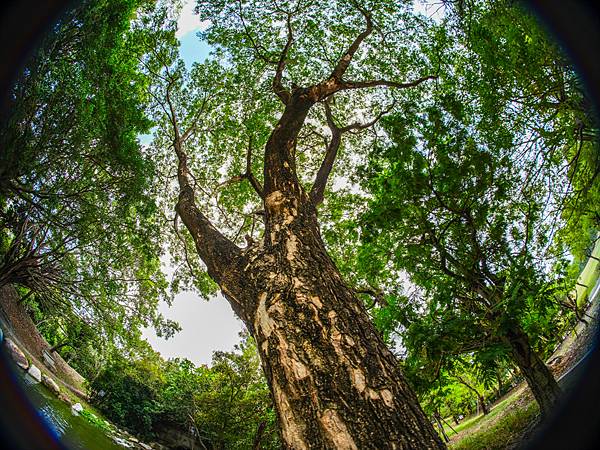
[496,369,504,399]
[504,327,561,418]
[172,91,446,449]
[455,376,489,415]
[49,341,70,353]
[253,421,266,450]
[433,412,449,443]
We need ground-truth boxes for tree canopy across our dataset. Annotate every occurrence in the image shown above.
[0,0,178,359]
[1,0,598,447]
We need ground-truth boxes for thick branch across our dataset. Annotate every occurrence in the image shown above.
[262,92,313,198]
[245,137,264,198]
[330,4,373,81]
[273,12,294,104]
[355,286,389,308]
[310,100,342,205]
[307,2,435,101]
[164,82,243,292]
[338,75,438,92]
[310,98,392,205]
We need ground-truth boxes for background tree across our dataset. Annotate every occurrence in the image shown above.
[316,0,597,420]
[90,334,280,449]
[0,0,178,353]
[357,99,569,416]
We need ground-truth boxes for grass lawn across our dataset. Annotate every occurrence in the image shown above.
[445,389,539,450]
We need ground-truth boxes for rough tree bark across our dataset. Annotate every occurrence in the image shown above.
[162,5,444,448]
[504,327,562,418]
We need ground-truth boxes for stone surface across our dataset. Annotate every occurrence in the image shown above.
[42,374,61,396]
[71,402,83,416]
[148,443,168,450]
[112,436,134,448]
[26,364,42,383]
[4,338,29,370]
[42,349,56,369]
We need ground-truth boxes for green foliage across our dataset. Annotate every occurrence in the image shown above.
[90,334,279,447]
[0,0,177,357]
[90,342,164,436]
[191,335,279,449]
[80,409,114,434]
[444,0,599,263]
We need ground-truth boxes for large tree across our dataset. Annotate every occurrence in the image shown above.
[357,113,564,416]
[142,0,445,447]
[352,0,594,416]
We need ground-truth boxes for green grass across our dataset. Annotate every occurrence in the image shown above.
[442,393,515,437]
[451,401,538,449]
[80,408,114,433]
[575,240,600,307]
[445,389,540,450]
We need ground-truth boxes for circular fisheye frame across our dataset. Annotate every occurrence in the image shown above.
[0,1,599,449]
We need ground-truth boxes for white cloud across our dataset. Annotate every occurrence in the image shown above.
[176,0,210,38]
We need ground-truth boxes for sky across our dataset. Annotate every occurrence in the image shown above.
[141,1,244,367]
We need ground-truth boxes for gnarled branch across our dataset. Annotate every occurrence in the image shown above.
[355,286,389,308]
[309,97,393,205]
[163,79,243,291]
[244,136,264,198]
[329,3,373,82]
[337,75,437,93]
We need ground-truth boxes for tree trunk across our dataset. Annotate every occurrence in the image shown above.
[173,91,445,448]
[504,327,561,417]
[253,421,266,450]
[245,207,444,448]
[433,412,449,443]
[496,369,503,399]
[49,341,70,353]
[478,396,489,415]
[455,375,489,415]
